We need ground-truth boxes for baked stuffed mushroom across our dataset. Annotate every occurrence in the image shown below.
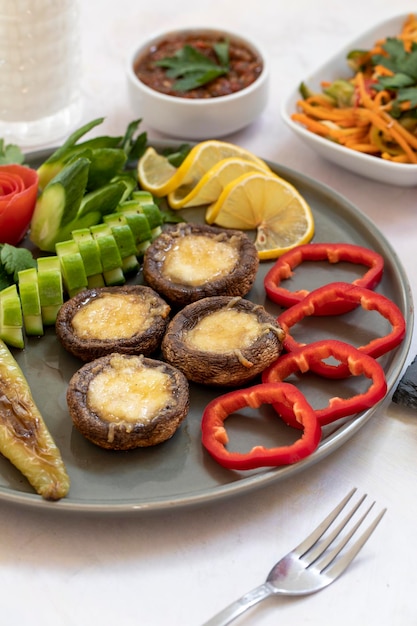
[56,285,171,361]
[161,296,285,387]
[67,353,189,450]
[143,222,259,308]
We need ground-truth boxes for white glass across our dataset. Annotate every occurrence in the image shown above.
[0,0,82,148]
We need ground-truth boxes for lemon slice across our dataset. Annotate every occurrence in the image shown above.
[138,140,270,197]
[206,172,315,260]
[137,146,180,196]
[167,157,272,209]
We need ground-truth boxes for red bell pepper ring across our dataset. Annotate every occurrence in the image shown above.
[264,243,384,315]
[278,281,406,378]
[262,340,387,427]
[201,381,321,470]
[0,164,39,245]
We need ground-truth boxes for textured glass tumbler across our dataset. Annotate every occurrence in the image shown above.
[0,0,82,148]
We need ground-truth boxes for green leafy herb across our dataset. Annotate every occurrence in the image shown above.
[0,244,36,290]
[121,118,148,162]
[162,143,192,167]
[0,140,25,165]
[372,38,417,109]
[155,41,230,92]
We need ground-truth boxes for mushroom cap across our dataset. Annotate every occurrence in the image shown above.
[56,285,171,362]
[161,295,285,386]
[67,353,190,450]
[143,222,259,308]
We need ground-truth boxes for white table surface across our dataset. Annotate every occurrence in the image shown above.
[2,1,417,625]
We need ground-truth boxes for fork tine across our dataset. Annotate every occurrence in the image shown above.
[320,505,387,579]
[293,487,358,557]
[312,497,377,571]
[302,492,367,566]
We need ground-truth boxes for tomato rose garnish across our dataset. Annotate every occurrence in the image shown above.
[0,164,39,245]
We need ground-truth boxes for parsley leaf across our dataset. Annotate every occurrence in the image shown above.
[213,41,229,67]
[155,42,230,92]
[397,86,417,108]
[0,139,25,165]
[0,244,36,290]
[372,38,417,109]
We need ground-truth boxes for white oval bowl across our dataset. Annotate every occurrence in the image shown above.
[126,27,269,140]
[281,13,417,187]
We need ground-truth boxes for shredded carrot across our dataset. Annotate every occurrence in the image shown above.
[291,15,417,164]
[373,64,394,77]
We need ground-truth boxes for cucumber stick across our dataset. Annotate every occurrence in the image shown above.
[0,338,70,500]
[30,157,90,252]
[77,181,127,219]
[31,151,132,253]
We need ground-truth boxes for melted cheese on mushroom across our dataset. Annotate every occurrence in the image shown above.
[162,234,239,286]
[86,355,172,424]
[71,293,155,340]
[185,309,263,353]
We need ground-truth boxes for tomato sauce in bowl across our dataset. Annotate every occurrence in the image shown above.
[134,33,263,99]
[126,27,269,139]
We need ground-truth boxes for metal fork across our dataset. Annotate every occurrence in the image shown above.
[203,488,386,626]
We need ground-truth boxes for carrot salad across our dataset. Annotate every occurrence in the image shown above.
[292,14,417,164]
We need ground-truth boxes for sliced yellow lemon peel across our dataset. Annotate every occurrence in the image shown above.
[167,156,273,209]
[206,171,315,260]
[138,140,270,197]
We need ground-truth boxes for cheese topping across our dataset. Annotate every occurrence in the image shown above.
[162,234,239,286]
[185,309,262,352]
[87,355,172,424]
[72,293,154,340]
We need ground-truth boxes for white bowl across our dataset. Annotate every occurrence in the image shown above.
[281,13,417,187]
[126,27,269,140]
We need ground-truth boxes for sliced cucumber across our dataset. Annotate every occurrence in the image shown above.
[119,200,163,239]
[71,228,104,277]
[118,212,152,249]
[108,224,138,274]
[131,190,154,204]
[0,284,23,327]
[36,256,64,325]
[0,285,24,348]
[18,268,43,336]
[90,224,125,286]
[56,240,88,297]
[141,204,163,238]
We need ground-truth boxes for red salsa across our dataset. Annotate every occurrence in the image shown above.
[134,33,263,99]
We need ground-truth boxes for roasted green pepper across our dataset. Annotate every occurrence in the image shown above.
[0,339,70,500]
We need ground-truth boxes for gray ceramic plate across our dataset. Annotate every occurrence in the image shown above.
[1,146,413,514]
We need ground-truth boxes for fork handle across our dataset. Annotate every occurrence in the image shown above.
[202,582,273,626]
